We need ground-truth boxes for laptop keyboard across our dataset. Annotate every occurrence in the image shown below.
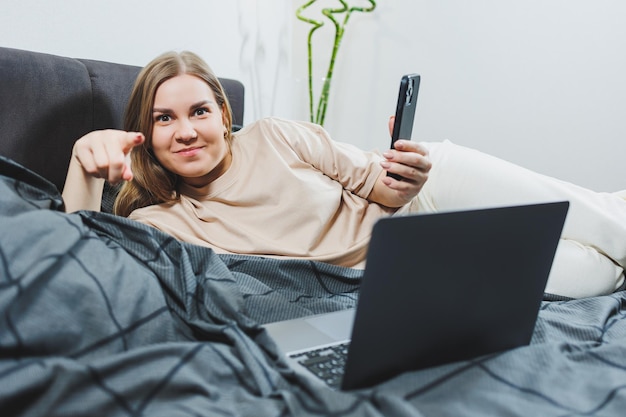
[289,342,350,389]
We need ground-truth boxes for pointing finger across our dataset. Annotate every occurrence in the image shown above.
[121,132,145,154]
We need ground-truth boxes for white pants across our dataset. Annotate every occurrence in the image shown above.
[402,140,626,299]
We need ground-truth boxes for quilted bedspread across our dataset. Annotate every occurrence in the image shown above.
[1,156,626,416]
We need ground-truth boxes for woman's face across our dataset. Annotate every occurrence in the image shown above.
[151,74,231,188]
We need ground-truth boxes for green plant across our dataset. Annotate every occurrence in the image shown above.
[296,0,377,126]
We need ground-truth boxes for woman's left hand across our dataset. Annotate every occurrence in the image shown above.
[380,140,431,201]
[368,116,432,208]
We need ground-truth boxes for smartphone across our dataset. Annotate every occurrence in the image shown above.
[387,73,421,180]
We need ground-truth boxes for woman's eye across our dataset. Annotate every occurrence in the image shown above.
[155,114,170,122]
[194,107,209,116]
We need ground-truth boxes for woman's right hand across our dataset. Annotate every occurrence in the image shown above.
[72,129,145,184]
[63,130,145,213]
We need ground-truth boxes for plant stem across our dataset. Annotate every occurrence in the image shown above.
[296,0,324,123]
[297,0,376,126]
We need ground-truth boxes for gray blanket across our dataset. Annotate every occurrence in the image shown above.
[1,156,626,416]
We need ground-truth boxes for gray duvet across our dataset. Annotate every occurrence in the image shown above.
[1,156,625,416]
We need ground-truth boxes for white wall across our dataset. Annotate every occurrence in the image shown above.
[0,1,239,72]
[2,0,625,191]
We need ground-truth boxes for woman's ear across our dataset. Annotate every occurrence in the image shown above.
[221,104,229,133]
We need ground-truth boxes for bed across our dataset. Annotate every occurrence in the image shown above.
[1,47,626,416]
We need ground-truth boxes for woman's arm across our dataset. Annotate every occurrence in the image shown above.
[62,154,106,212]
[62,130,144,212]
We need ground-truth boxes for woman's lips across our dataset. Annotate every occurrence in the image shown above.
[175,146,204,157]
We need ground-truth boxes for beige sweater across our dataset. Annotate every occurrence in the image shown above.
[129,117,395,268]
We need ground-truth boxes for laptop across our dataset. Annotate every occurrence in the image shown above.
[264,201,569,390]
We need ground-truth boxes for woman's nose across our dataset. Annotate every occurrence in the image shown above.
[175,120,197,142]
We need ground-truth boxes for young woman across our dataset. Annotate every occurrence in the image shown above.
[63,51,626,299]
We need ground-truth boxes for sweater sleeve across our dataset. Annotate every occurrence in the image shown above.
[259,117,384,199]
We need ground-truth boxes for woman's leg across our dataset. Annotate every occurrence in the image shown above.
[407,140,626,298]
[547,239,623,298]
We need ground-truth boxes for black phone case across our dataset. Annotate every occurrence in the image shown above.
[388,74,420,180]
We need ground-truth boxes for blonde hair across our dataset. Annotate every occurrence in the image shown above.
[114,51,233,217]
